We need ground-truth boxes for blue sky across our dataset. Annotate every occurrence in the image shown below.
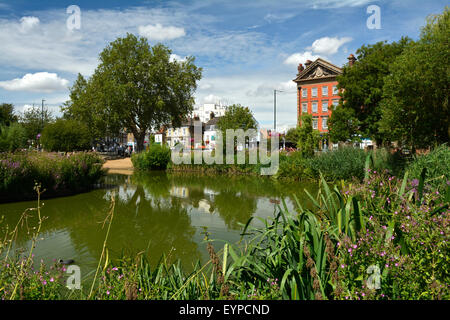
[0,0,447,130]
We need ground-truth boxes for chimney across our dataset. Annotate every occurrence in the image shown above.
[305,60,313,68]
[348,54,356,67]
[297,63,304,74]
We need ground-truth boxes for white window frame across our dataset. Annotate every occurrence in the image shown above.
[322,117,328,129]
[312,87,318,97]
[302,88,307,98]
[322,86,328,96]
[312,118,318,130]
[332,85,338,95]
[312,102,318,113]
[322,101,328,112]
[302,103,308,113]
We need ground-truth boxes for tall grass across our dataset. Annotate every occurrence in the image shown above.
[1,164,448,300]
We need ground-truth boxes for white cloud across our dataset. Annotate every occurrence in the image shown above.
[0,72,69,93]
[309,0,376,9]
[203,94,222,104]
[283,51,320,66]
[199,82,214,90]
[138,23,186,41]
[308,36,352,55]
[264,12,297,23]
[20,16,40,33]
[169,53,187,63]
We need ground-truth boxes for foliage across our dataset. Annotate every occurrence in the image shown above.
[328,105,359,143]
[275,151,312,180]
[132,144,171,170]
[297,113,320,158]
[339,169,449,299]
[19,105,53,144]
[217,104,258,133]
[406,144,450,194]
[1,167,448,300]
[0,151,105,201]
[336,37,413,145]
[379,8,450,150]
[217,104,258,153]
[285,127,299,147]
[0,122,28,152]
[41,119,91,152]
[0,103,18,127]
[307,147,367,181]
[64,33,202,152]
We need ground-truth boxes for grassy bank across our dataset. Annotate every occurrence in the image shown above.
[0,151,106,202]
[1,165,448,300]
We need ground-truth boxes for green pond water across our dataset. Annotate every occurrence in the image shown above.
[0,172,317,281]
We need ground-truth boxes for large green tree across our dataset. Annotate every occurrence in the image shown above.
[328,104,360,143]
[379,8,449,151]
[334,37,413,145]
[65,33,202,152]
[217,104,257,133]
[62,73,119,142]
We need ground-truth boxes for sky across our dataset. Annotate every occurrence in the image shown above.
[0,0,447,132]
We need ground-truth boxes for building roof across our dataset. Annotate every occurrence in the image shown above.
[205,116,221,126]
[293,58,343,84]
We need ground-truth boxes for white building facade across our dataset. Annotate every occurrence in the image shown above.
[193,103,226,123]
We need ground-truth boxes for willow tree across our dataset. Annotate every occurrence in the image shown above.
[66,33,202,152]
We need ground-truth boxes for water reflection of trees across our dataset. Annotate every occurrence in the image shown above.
[0,172,319,269]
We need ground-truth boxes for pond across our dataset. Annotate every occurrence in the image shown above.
[0,172,317,282]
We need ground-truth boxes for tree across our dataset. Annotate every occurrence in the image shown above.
[217,104,258,149]
[41,119,91,152]
[217,104,257,132]
[19,105,53,143]
[0,103,18,127]
[336,37,413,145]
[328,104,360,143]
[62,73,121,142]
[65,33,202,152]
[379,7,449,151]
[297,113,320,157]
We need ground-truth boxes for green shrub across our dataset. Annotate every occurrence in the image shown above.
[407,144,449,193]
[307,147,367,181]
[275,151,310,180]
[132,144,171,170]
[0,151,105,200]
[41,119,91,152]
[0,123,27,152]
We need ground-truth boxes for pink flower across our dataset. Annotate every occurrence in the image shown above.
[106,290,110,295]
[50,277,54,282]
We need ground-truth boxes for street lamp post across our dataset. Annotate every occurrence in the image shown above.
[274,89,283,132]
[41,99,46,131]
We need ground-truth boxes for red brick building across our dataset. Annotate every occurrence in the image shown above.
[293,57,348,133]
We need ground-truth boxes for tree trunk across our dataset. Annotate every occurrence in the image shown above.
[135,133,146,153]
